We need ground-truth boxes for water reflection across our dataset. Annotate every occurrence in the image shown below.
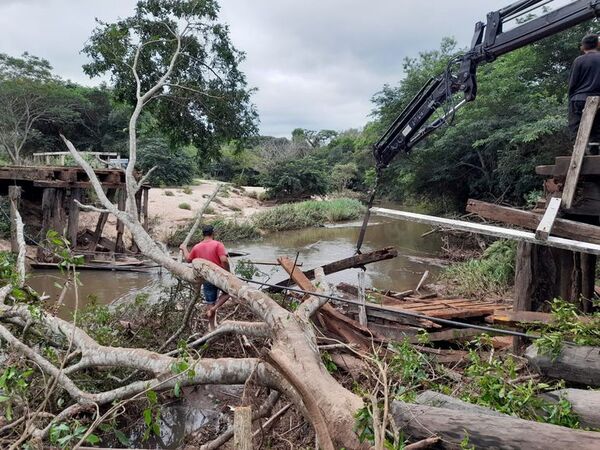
[232,214,443,292]
[27,210,443,314]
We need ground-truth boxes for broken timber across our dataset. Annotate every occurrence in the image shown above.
[269,247,398,292]
[371,207,600,255]
[534,196,561,241]
[562,96,600,209]
[278,256,377,350]
[466,199,600,245]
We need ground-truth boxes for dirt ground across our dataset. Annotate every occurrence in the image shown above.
[79,180,267,244]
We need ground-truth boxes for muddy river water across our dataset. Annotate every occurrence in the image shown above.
[27,211,444,314]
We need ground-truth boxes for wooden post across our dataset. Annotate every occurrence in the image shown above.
[8,186,22,253]
[233,406,252,450]
[38,188,56,260]
[142,186,149,231]
[358,271,367,327]
[581,252,597,313]
[88,188,116,252]
[513,242,534,353]
[67,188,81,248]
[115,189,126,253]
[562,96,600,209]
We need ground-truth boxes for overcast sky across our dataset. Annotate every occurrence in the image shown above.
[0,0,574,137]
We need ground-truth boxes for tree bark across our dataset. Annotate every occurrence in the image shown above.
[540,388,600,429]
[391,401,600,449]
[526,344,600,387]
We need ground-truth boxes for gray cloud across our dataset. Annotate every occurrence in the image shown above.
[0,0,574,137]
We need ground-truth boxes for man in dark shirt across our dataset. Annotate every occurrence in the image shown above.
[568,34,600,146]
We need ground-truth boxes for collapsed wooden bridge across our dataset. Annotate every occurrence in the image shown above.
[2,165,151,265]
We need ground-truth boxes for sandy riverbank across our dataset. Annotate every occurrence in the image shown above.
[79,180,268,245]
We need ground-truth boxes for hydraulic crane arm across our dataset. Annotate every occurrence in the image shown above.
[374,0,600,170]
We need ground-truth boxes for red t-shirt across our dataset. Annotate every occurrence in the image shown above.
[187,239,227,267]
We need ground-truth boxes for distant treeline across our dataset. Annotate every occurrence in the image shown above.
[210,23,593,210]
[1,20,594,207]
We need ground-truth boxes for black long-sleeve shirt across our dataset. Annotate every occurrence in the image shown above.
[568,50,600,101]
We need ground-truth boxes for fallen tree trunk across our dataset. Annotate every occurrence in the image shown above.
[391,401,600,449]
[525,344,600,387]
[540,388,600,429]
[269,247,398,291]
[414,390,507,417]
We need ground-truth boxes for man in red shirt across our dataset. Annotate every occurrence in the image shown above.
[180,225,230,321]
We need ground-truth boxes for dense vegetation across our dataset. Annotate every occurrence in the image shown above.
[1,11,594,208]
[0,0,257,186]
[209,22,594,210]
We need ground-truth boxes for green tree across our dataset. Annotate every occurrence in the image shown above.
[260,156,329,200]
[82,0,258,161]
[0,53,84,164]
[369,22,592,208]
[137,137,195,186]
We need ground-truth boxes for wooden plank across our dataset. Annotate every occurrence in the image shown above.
[278,256,375,348]
[535,196,561,241]
[270,247,397,291]
[372,207,600,255]
[115,189,126,253]
[233,406,252,450]
[357,271,367,326]
[466,199,600,245]
[536,155,600,177]
[486,311,555,326]
[562,96,600,209]
[67,188,81,247]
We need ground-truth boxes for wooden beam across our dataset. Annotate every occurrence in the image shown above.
[142,186,149,231]
[67,188,81,247]
[372,207,600,255]
[466,199,600,245]
[270,247,397,291]
[535,196,561,241]
[278,256,375,349]
[88,188,116,252]
[115,189,126,253]
[562,96,600,209]
[536,155,600,177]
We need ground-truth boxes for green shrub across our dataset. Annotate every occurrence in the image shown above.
[164,190,174,197]
[0,198,11,239]
[136,137,195,187]
[178,202,191,210]
[253,198,363,232]
[182,186,193,195]
[443,240,516,297]
[260,157,328,200]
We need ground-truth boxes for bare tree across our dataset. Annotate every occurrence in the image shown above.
[55,9,368,450]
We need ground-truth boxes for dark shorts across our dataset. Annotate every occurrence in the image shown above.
[568,99,600,143]
[202,282,220,304]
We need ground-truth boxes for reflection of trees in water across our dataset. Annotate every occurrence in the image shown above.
[232,217,443,292]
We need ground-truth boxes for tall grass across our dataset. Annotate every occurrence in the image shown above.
[443,240,516,298]
[252,198,364,232]
[166,218,260,246]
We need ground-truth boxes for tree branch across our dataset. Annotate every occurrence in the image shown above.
[170,320,270,354]
[296,267,330,320]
